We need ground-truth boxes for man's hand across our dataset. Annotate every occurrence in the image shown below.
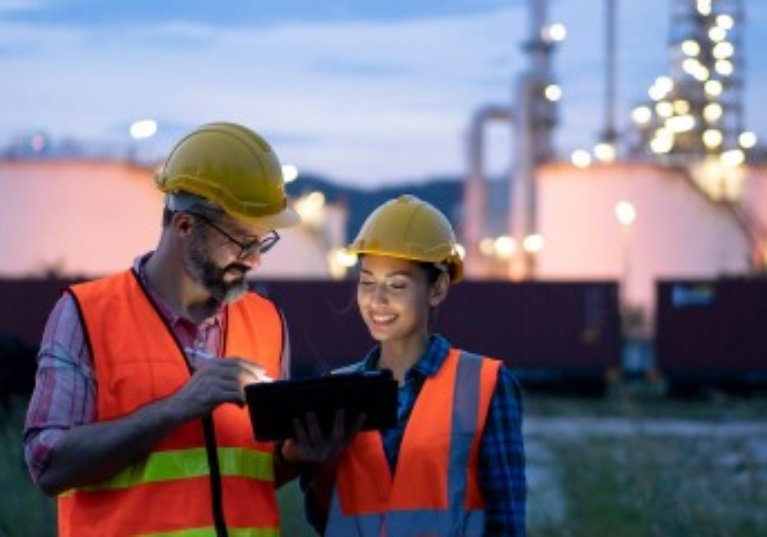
[172,357,267,420]
[281,410,366,465]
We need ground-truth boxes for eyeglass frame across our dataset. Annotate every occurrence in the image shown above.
[184,211,280,258]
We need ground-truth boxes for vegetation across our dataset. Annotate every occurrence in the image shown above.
[0,397,55,537]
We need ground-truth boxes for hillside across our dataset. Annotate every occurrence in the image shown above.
[286,174,464,240]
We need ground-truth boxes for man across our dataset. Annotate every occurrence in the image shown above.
[24,122,335,536]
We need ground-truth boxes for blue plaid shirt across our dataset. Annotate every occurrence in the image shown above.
[304,334,526,536]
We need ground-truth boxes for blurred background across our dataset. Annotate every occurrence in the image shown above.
[1,0,766,535]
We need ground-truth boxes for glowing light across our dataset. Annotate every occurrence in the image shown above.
[522,234,545,254]
[294,191,326,226]
[614,201,637,227]
[632,106,652,124]
[281,164,299,183]
[696,0,711,16]
[716,14,734,30]
[650,129,674,154]
[455,244,466,260]
[705,80,724,97]
[655,101,673,118]
[681,40,700,56]
[682,58,700,75]
[673,100,690,114]
[571,149,592,168]
[721,149,745,167]
[544,84,562,101]
[594,143,616,163]
[545,23,567,42]
[328,249,358,279]
[334,249,358,268]
[494,235,517,259]
[738,131,757,149]
[129,119,157,140]
[713,41,734,60]
[715,60,734,76]
[703,103,723,122]
[479,237,496,257]
[666,115,696,133]
[655,76,673,94]
[702,129,723,148]
[694,65,710,81]
[648,86,665,101]
[709,27,727,42]
[648,77,673,101]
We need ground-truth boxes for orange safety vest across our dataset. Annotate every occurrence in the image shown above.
[325,349,501,537]
[59,269,284,537]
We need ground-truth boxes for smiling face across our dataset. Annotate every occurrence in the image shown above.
[357,254,448,345]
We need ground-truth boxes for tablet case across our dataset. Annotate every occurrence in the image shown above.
[245,369,398,442]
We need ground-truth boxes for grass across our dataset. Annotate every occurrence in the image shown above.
[0,397,55,537]
[526,391,767,537]
[532,434,767,537]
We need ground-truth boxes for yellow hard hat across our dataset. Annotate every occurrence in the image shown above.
[346,195,464,282]
[155,122,299,229]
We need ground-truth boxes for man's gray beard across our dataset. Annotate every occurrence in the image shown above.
[185,234,249,306]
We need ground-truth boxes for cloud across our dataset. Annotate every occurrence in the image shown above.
[0,0,520,28]
[0,0,47,13]
[0,7,527,184]
[0,0,764,186]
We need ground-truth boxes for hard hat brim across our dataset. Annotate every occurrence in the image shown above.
[241,206,301,230]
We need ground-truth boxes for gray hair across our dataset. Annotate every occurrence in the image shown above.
[164,191,224,219]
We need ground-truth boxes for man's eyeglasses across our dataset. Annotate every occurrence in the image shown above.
[187,211,280,258]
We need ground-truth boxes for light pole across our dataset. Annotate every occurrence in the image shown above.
[614,200,637,313]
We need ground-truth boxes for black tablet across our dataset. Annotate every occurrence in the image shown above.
[244,370,398,442]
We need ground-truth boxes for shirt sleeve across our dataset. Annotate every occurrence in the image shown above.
[478,365,527,536]
[23,293,98,484]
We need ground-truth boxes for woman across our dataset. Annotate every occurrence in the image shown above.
[304,195,526,537]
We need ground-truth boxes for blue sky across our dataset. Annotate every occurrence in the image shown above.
[1,0,765,187]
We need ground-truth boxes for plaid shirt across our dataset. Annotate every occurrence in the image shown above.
[306,334,526,536]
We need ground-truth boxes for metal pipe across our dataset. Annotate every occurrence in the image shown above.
[463,105,514,277]
[509,0,554,280]
[603,0,618,144]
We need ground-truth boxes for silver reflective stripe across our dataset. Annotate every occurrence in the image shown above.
[325,489,382,537]
[449,352,483,532]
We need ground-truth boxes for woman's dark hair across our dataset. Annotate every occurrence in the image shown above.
[417,262,447,284]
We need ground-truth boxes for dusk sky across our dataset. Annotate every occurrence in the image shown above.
[1,0,765,187]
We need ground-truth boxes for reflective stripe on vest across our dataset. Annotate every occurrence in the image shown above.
[60,270,282,537]
[326,350,501,537]
[62,447,273,493]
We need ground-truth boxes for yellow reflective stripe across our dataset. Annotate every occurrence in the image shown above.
[143,527,279,537]
[218,446,274,482]
[77,447,273,492]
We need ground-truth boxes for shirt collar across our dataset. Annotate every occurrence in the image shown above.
[132,252,223,329]
[361,333,452,378]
